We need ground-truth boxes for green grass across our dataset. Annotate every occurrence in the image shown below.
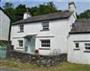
[0,59,90,71]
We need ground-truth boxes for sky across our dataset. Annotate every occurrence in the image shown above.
[0,0,90,14]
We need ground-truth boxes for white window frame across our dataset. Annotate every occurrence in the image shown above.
[18,40,23,47]
[75,43,79,48]
[19,24,24,32]
[41,40,50,47]
[74,42,80,49]
[42,21,49,31]
[85,43,90,51]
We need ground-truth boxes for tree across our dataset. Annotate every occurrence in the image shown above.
[30,2,58,16]
[78,10,90,19]
[3,2,13,9]
[3,2,58,23]
[3,2,15,22]
[15,4,27,21]
[3,3,27,22]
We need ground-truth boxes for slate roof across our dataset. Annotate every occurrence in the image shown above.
[12,11,72,25]
[70,18,90,34]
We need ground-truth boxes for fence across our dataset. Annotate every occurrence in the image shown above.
[0,40,10,59]
[0,46,7,59]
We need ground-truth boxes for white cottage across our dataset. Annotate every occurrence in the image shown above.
[0,7,10,41]
[68,19,90,64]
[11,0,76,55]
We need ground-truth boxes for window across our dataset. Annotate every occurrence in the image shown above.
[19,24,24,32]
[85,43,90,50]
[42,21,49,31]
[75,43,79,48]
[41,40,50,47]
[18,40,23,47]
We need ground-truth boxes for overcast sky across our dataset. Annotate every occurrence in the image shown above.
[0,0,90,14]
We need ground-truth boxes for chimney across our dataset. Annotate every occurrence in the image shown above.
[23,9,31,19]
[68,0,77,19]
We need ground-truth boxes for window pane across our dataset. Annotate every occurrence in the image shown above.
[85,43,90,50]
[18,40,23,47]
[75,43,79,48]
[85,47,90,50]
[41,40,50,47]
[19,24,24,32]
[42,21,49,30]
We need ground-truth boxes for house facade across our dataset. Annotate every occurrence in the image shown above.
[11,11,76,55]
[11,0,76,55]
[10,0,90,64]
[68,19,90,64]
[0,8,10,41]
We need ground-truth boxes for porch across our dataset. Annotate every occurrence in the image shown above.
[24,35,36,54]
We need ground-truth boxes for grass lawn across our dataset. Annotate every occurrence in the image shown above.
[0,59,90,71]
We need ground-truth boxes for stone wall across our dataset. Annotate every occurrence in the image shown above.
[7,49,67,66]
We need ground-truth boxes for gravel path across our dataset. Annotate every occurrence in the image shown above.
[0,68,18,71]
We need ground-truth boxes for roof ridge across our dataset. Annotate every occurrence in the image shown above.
[12,11,72,25]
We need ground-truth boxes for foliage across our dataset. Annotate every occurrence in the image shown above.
[78,10,90,19]
[15,4,27,21]
[0,42,7,47]
[2,2,58,23]
[30,2,58,16]
[2,2,90,23]
[3,2,13,9]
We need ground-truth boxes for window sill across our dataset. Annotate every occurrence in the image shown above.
[84,51,90,53]
[18,31,24,33]
[40,29,49,31]
[16,47,23,49]
[73,49,80,50]
[39,48,50,50]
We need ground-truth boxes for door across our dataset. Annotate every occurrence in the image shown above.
[30,37,35,53]
[25,37,35,54]
[0,46,6,59]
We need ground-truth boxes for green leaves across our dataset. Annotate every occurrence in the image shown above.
[78,10,90,19]
[2,2,58,23]
[30,2,58,16]
[0,42,7,47]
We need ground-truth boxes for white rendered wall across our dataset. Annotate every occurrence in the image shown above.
[68,34,90,64]
[11,14,75,55]
[0,10,10,40]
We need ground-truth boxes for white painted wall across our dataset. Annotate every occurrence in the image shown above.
[0,10,10,40]
[11,14,75,55]
[68,34,90,64]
